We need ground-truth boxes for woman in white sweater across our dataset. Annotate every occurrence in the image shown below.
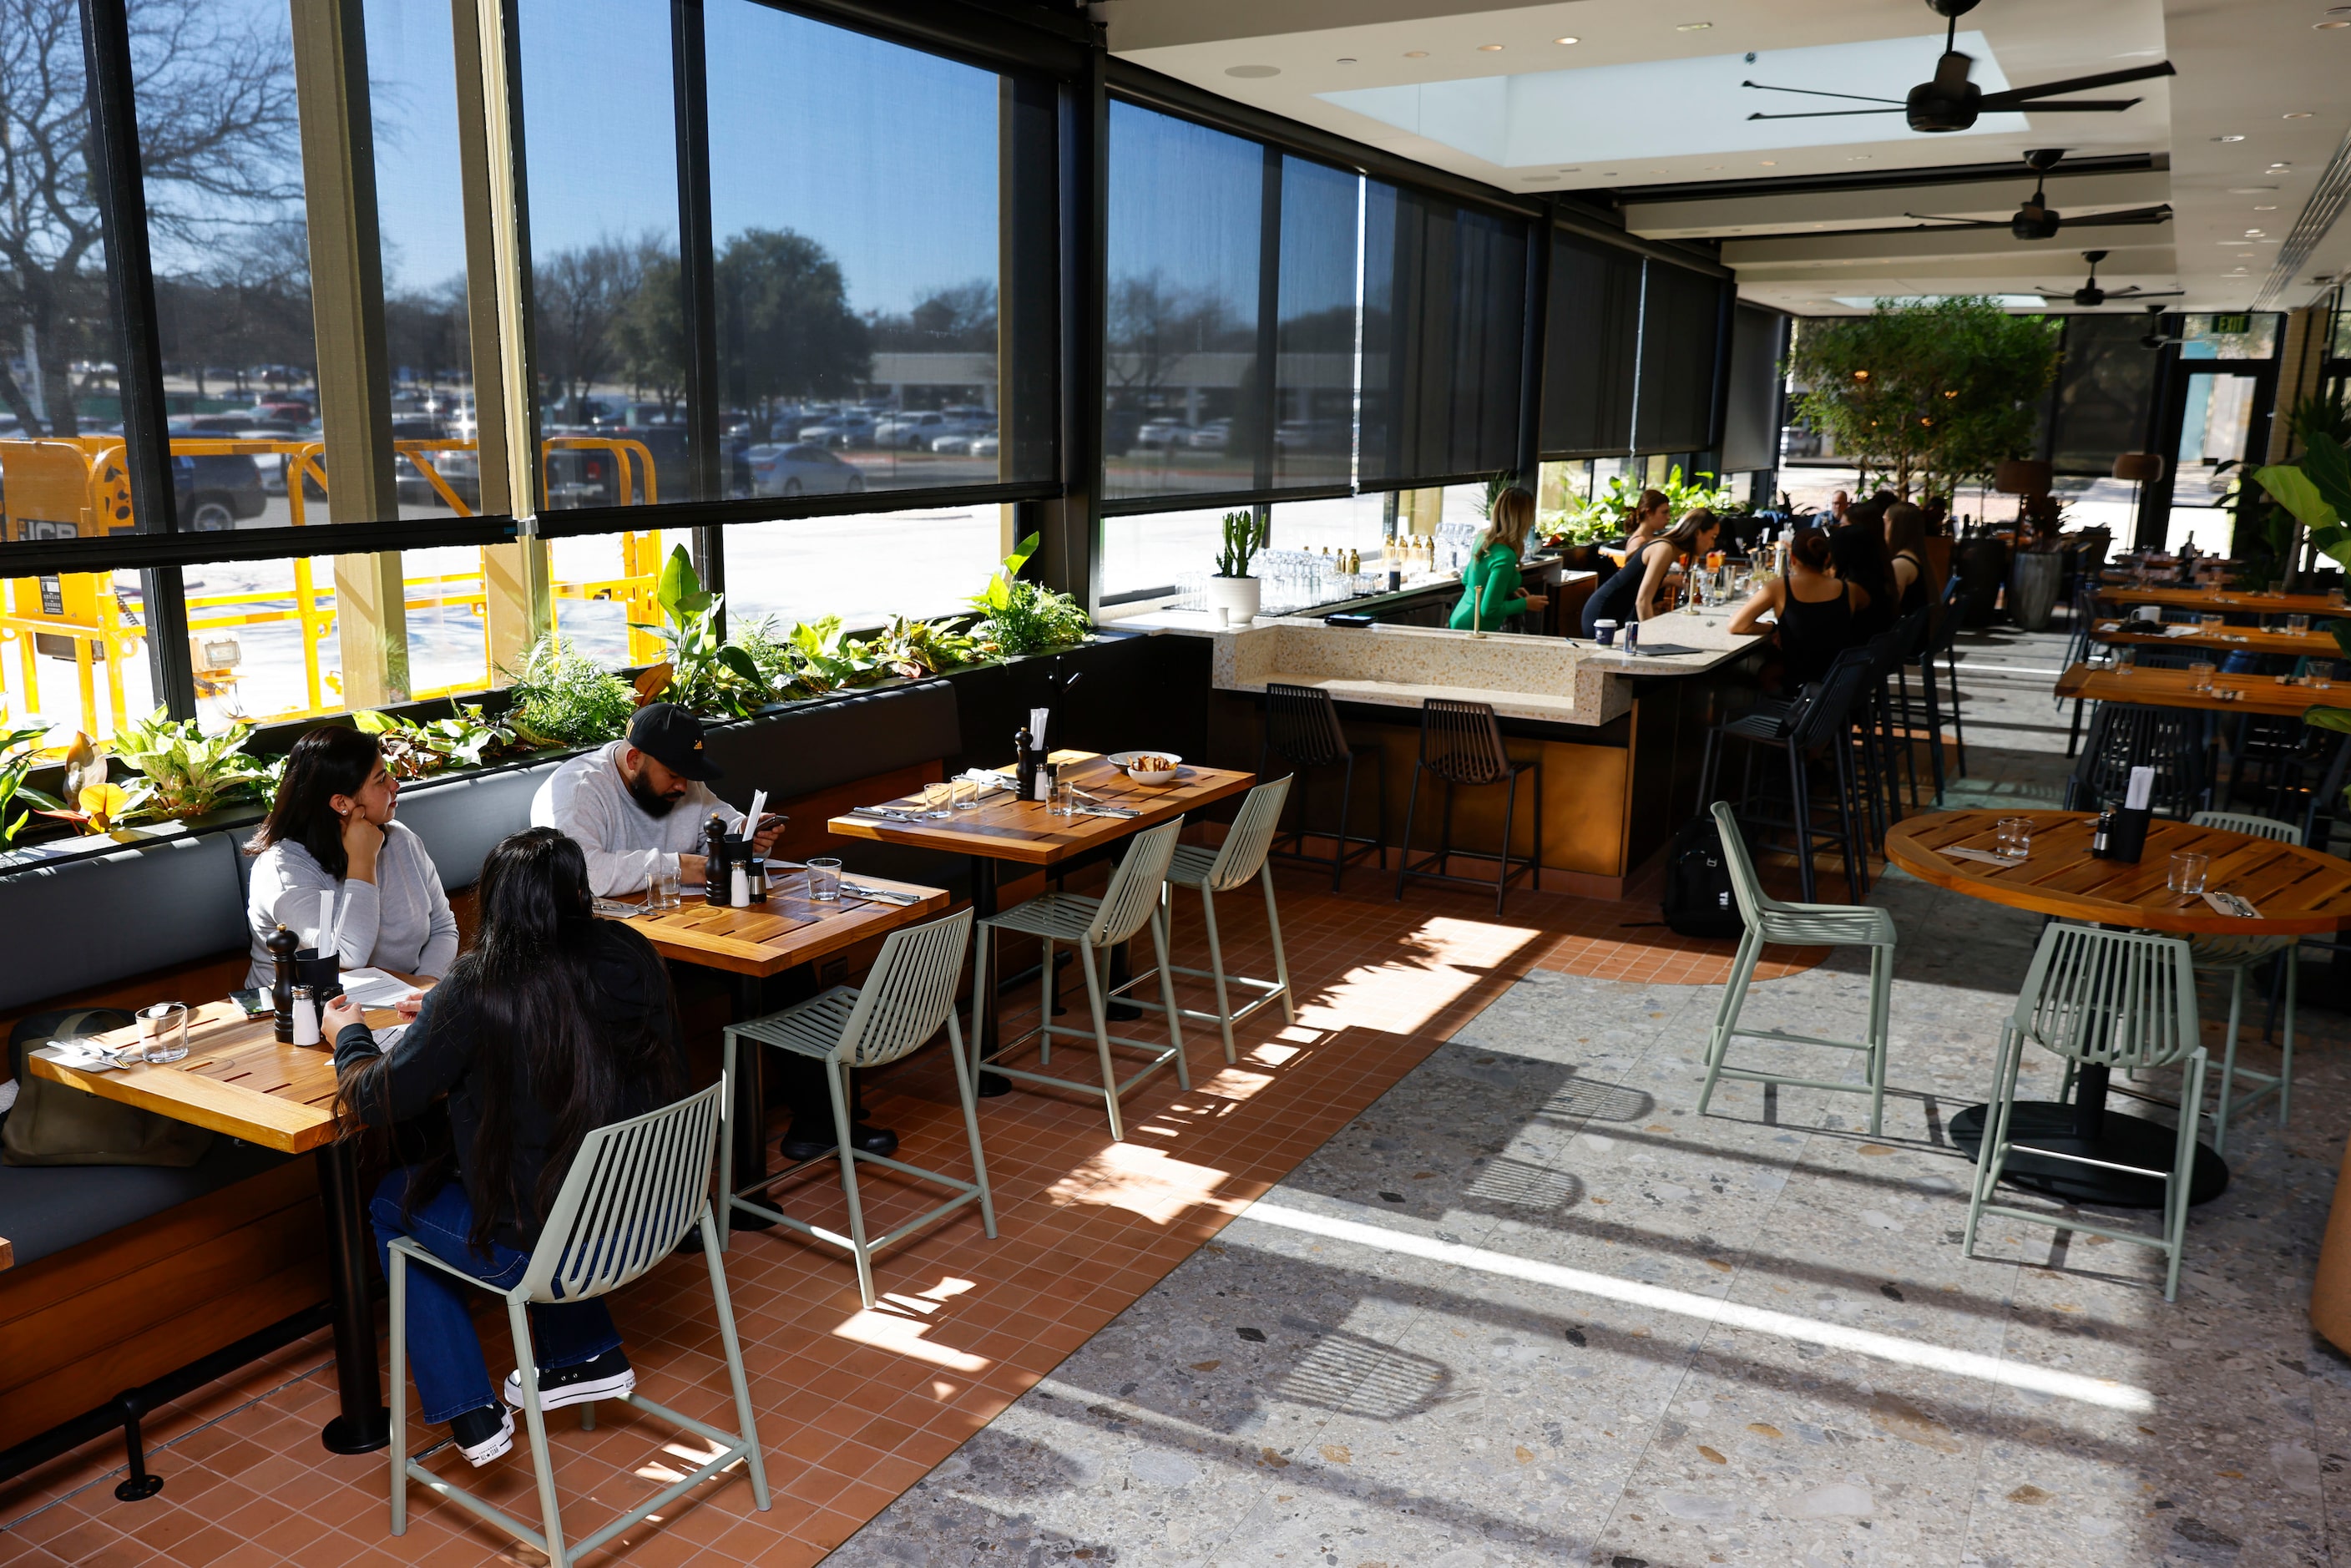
[246,726,458,986]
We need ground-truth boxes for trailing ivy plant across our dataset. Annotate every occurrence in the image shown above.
[968,532,1090,656]
[109,706,270,821]
[0,723,59,849]
[501,636,638,745]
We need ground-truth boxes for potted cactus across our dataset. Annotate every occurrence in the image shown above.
[1206,508,1268,624]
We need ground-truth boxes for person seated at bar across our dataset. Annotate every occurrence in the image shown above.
[1448,487,1550,632]
[1884,502,1943,618]
[325,828,682,1468]
[532,701,783,897]
[1582,508,1722,635]
[245,726,456,988]
[531,700,894,1161]
[1827,521,1898,640]
[1731,526,1871,691]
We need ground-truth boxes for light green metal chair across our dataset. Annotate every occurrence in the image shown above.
[387,1083,769,1564]
[974,817,1188,1141]
[1162,777,1296,1065]
[1964,922,2207,1302]
[1701,801,1898,1134]
[720,909,994,1307]
[2183,810,2300,1155]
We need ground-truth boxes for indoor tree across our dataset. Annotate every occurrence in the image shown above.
[1787,296,2059,503]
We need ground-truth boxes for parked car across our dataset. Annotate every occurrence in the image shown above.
[1135,417,1191,448]
[969,432,1001,460]
[171,453,268,531]
[746,443,866,497]
[873,411,953,449]
[797,412,875,448]
[1276,418,1347,452]
[1186,419,1233,451]
[929,425,998,454]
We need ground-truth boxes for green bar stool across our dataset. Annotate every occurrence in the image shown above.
[974,817,1189,1141]
[719,909,995,1308]
[1964,923,2208,1302]
[1162,777,1297,1065]
[387,1083,770,1565]
[2180,810,2300,1156]
[1700,801,1898,1134]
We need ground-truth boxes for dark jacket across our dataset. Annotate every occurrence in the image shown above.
[333,922,684,1247]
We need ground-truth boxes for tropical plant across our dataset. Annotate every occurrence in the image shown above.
[1547,465,1734,544]
[1214,509,1268,579]
[857,615,983,680]
[500,635,637,745]
[630,544,769,717]
[353,706,545,780]
[109,706,270,820]
[38,780,142,836]
[0,724,59,849]
[1475,469,1519,519]
[969,532,1090,656]
[2257,429,2351,663]
[1787,297,2060,501]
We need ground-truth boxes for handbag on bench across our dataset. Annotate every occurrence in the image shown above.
[3,1009,215,1167]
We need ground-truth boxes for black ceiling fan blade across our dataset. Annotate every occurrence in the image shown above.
[1739,79,1906,104]
[1978,61,2175,108]
[2107,286,2187,299]
[1901,212,2008,227]
[1746,107,1904,120]
[1984,98,2145,114]
[2065,205,2173,226]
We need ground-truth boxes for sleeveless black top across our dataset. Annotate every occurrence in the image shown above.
[1583,540,1668,635]
[1778,580,1857,688]
[1893,551,1930,618]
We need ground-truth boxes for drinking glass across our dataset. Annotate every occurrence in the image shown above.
[806,857,843,903]
[1050,777,1088,817]
[2167,852,2210,896]
[1995,817,2033,861]
[2331,588,2345,608]
[2288,614,2312,636]
[2199,613,2225,634]
[646,864,680,913]
[952,777,984,811]
[139,1002,189,1065]
[2188,660,2217,692]
[918,781,958,818]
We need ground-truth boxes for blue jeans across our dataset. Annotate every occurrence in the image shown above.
[371,1168,622,1424]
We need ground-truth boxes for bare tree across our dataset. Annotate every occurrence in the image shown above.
[0,0,299,434]
[533,235,663,423]
[1104,269,1238,412]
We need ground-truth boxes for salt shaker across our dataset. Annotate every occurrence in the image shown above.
[291,984,321,1047]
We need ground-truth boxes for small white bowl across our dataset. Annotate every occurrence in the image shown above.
[1110,750,1182,784]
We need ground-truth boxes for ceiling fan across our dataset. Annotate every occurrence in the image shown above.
[1901,149,2172,240]
[2141,303,2183,348]
[1742,0,2175,134]
[2033,251,2184,308]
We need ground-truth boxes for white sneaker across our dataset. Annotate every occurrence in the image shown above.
[450,1404,514,1467]
[502,1348,636,1413]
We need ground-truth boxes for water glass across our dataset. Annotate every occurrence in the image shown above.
[646,864,680,913]
[952,776,984,811]
[2188,660,2217,692]
[1050,777,1088,817]
[2199,613,2225,634]
[2288,614,2312,636]
[1994,817,2033,861]
[2167,852,2210,896]
[918,781,958,818]
[805,857,843,903]
[138,1002,189,1065]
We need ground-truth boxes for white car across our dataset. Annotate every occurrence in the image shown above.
[929,427,998,454]
[874,411,952,448]
[1186,419,1233,451]
[1135,417,1190,447]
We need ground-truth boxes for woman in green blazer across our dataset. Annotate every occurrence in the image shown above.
[1448,487,1547,632]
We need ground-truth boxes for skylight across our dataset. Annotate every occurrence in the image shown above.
[1830,295,2050,310]
[1318,33,2025,167]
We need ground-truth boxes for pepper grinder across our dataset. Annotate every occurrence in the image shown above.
[265,923,301,1043]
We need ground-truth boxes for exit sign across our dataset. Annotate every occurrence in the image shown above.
[2211,312,2253,335]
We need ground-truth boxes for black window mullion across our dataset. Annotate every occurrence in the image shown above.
[1251,145,1282,498]
[671,0,724,614]
[79,0,193,719]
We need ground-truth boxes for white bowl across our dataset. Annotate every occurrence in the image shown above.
[1110,750,1182,784]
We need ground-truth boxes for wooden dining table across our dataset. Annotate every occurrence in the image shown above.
[26,1000,403,1454]
[827,751,1256,1083]
[2096,584,2345,618]
[1886,808,2351,1211]
[2089,620,2343,660]
[2054,661,2351,718]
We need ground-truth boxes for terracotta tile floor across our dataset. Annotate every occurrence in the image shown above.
[0,855,1834,1566]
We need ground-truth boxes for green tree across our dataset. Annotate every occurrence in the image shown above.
[715,228,871,422]
[1787,297,2059,501]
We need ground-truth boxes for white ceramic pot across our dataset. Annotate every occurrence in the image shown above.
[1205,574,1261,624]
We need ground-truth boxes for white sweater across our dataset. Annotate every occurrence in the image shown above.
[245,820,458,986]
[530,740,744,897]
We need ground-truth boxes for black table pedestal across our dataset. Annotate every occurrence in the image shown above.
[728,972,776,1230]
[315,1141,390,1454]
[1951,1064,2227,1210]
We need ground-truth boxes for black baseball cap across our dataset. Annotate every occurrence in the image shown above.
[626,702,723,781]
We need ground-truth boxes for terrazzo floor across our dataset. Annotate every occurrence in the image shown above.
[827,617,2351,1567]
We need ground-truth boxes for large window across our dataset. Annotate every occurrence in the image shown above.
[1540,230,1642,459]
[725,506,1004,631]
[1632,259,1728,456]
[2046,315,2162,477]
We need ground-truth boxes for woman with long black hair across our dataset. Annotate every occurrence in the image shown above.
[325,827,685,1466]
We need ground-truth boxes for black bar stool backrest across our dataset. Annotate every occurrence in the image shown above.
[1265,682,1351,769]
[1791,647,1879,749]
[2304,729,2351,847]
[1417,698,1512,785]
[1918,576,1964,660]
[2072,701,2206,816]
[1895,605,1930,660]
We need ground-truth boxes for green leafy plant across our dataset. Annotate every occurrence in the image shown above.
[353,706,545,780]
[1214,509,1268,579]
[1475,470,1519,519]
[500,635,637,745]
[0,723,60,849]
[630,544,769,717]
[1546,465,1734,545]
[969,532,1090,656]
[109,706,270,821]
[2258,431,2351,680]
[854,615,983,680]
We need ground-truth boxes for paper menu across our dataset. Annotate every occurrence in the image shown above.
[2124,766,2154,811]
[339,968,416,1009]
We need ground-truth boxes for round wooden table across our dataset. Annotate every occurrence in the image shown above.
[1885,810,2351,1209]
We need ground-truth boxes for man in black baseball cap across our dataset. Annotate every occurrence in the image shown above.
[626,701,723,784]
[530,701,776,898]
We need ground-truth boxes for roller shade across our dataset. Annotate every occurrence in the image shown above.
[1633,260,1730,455]
[1719,302,1788,473]
[1540,228,1643,458]
[2046,314,2162,478]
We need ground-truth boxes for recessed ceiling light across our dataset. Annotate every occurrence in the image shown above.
[1521,176,1550,183]
[1759,159,1777,166]
[1403,50,1428,58]
[1676,22,1713,31]
[2285,112,2314,119]
[1478,43,1504,51]
[1704,164,1725,170]
[2247,229,2267,235]
[2214,134,2247,142]
[2270,162,2293,169]
[1554,37,1580,46]
[2229,185,2278,192]
[1225,64,1280,78]
[1336,57,1358,64]
[1846,154,1873,161]
[2255,204,2279,210]
[2316,19,2349,28]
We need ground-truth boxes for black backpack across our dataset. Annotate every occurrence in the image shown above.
[1662,815,1743,938]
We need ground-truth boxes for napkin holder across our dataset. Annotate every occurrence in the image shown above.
[2094,806,2152,863]
[294,948,345,1001]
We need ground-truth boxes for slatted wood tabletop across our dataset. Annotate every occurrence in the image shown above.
[2054,661,2350,717]
[826,751,1256,867]
[610,870,949,977]
[2089,620,2341,659]
[2095,584,2344,617]
[23,999,392,1152]
[1885,809,2351,935]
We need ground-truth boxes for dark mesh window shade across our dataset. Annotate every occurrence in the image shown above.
[1273,154,1361,490]
[1719,303,1787,473]
[1540,229,1642,458]
[1360,183,1528,488]
[2047,314,2162,477]
[1633,260,1729,455]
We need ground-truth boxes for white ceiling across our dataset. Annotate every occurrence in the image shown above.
[1103,0,2351,316]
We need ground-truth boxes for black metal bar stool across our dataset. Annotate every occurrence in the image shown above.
[1696,645,1877,903]
[2065,701,2212,817]
[1393,698,1541,914]
[1260,681,1387,891]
